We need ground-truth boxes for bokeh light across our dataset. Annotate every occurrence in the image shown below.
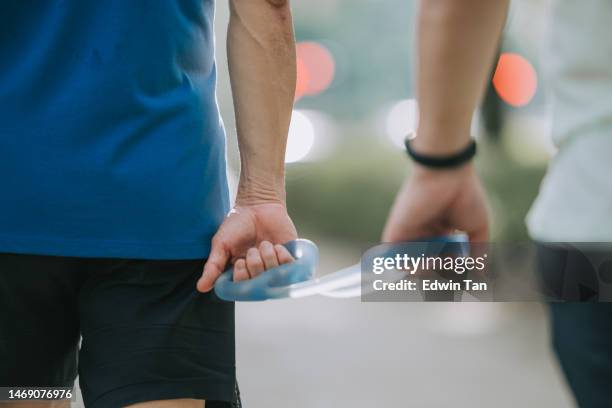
[295,41,336,100]
[295,56,310,100]
[286,110,316,163]
[492,52,537,107]
[384,99,419,148]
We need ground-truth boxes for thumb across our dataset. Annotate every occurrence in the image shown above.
[197,238,230,293]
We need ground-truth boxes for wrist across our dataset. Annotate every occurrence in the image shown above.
[236,172,286,206]
[410,127,471,156]
[412,160,475,177]
[405,133,476,170]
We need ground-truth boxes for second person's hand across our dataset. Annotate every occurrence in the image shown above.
[382,163,489,244]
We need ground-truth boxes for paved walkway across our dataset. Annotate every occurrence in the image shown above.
[236,299,573,408]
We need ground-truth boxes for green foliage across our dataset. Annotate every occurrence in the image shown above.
[287,136,406,243]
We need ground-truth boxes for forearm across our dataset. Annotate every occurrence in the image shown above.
[227,0,296,205]
[414,0,509,155]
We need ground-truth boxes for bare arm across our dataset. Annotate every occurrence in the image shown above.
[383,0,509,243]
[228,0,296,204]
[414,0,509,154]
[198,0,297,292]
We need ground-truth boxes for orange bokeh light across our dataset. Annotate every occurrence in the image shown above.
[492,52,537,107]
[295,41,335,100]
[295,56,310,101]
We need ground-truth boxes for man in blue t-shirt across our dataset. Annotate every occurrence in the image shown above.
[0,1,297,407]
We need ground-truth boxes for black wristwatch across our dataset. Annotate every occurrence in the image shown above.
[404,134,476,169]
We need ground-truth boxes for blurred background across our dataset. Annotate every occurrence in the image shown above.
[215,1,576,407]
[206,1,577,408]
[72,1,573,406]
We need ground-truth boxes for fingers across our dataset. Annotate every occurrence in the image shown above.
[199,239,295,292]
[246,247,265,277]
[274,244,294,264]
[232,241,295,282]
[233,259,249,282]
[198,238,230,293]
[259,241,279,270]
[467,225,489,243]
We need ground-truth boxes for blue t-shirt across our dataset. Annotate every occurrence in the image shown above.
[0,0,229,259]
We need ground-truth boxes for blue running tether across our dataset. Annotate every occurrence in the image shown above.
[214,234,469,301]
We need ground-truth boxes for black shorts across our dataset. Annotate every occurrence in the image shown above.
[0,253,240,408]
